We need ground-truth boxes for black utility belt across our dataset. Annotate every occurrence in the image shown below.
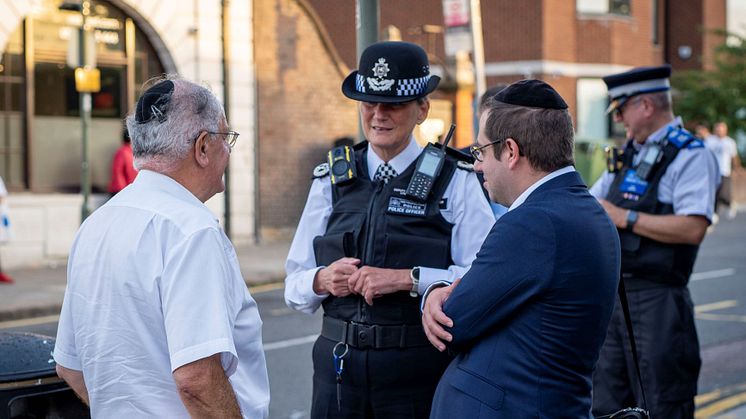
[321,316,430,349]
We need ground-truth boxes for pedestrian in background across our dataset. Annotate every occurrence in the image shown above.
[284,41,494,418]
[710,121,742,219]
[0,175,13,284]
[590,65,720,419]
[422,80,620,418]
[54,77,269,418]
[108,128,138,195]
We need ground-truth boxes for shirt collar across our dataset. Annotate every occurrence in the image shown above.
[135,170,213,215]
[508,166,575,211]
[635,116,683,150]
[366,137,421,177]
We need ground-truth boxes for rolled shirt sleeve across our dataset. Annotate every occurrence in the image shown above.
[161,228,242,374]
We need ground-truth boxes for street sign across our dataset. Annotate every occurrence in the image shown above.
[74,67,101,93]
[442,0,473,56]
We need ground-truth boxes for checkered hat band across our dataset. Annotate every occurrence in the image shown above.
[355,74,431,96]
[396,75,430,97]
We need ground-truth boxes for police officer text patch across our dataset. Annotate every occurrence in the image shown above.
[387,196,427,216]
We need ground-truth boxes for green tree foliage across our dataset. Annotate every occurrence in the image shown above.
[672,30,746,133]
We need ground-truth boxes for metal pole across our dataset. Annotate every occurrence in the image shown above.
[470,0,486,99]
[80,1,91,221]
[356,0,379,142]
[356,0,379,60]
[222,0,232,239]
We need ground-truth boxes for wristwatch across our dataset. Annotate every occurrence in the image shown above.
[626,210,639,231]
[410,267,420,298]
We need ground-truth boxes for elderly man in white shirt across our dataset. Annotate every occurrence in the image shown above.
[54,77,269,418]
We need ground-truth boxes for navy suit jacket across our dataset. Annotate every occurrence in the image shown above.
[430,171,621,419]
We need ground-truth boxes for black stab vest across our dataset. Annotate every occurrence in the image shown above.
[606,128,702,288]
[314,142,457,325]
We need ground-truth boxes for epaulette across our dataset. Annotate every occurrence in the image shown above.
[312,163,330,179]
[667,128,703,150]
[430,143,475,171]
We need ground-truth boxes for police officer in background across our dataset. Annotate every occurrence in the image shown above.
[284,41,494,418]
[590,65,720,419]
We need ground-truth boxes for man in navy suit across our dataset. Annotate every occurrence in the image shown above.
[422,80,621,418]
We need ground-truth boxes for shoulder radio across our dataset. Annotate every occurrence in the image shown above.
[405,124,455,201]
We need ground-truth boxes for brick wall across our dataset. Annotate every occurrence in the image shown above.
[667,0,726,70]
[254,0,358,239]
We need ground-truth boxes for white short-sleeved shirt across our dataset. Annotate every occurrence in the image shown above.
[54,170,269,418]
[284,138,495,314]
[707,135,738,176]
[590,117,720,220]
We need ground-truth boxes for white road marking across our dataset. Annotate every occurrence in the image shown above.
[263,334,318,352]
[691,268,736,282]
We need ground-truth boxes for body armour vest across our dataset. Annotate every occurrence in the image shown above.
[606,126,702,287]
[313,142,459,326]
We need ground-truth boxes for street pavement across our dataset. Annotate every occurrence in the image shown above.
[1,211,746,418]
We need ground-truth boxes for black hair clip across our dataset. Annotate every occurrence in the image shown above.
[135,80,175,124]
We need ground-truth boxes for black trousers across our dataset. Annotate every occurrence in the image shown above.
[592,286,701,419]
[310,335,453,419]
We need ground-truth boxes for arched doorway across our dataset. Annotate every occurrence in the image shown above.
[0,0,169,192]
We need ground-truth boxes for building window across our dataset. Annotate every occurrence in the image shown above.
[0,0,165,192]
[576,78,609,141]
[577,0,631,16]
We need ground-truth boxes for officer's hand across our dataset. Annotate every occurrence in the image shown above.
[422,279,460,352]
[598,199,628,229]
[348,267,411,305]
[313,257,360,297]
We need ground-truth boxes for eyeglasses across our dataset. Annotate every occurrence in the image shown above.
[470,140,505,162]
[207,131,239,149]
[613,96,643,118]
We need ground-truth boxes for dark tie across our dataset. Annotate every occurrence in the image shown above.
[374,163,397,184]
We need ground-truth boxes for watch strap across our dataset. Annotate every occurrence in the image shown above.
[410,267,420,297]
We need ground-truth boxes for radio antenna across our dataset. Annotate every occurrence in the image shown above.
[442,124,456,148]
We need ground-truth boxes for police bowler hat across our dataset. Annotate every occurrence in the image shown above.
[603,65,671,114]
[341,41,440,103]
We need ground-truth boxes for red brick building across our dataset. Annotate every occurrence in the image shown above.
[254,0,727,238]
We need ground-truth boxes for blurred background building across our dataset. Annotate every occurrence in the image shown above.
[0,0,742,267]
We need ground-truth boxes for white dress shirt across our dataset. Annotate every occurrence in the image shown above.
[590,117,720,220]
[285,138,495,314]
[54,170,269,418]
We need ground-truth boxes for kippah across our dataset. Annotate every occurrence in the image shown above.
[135,80,174,124]
[493,79,568,110]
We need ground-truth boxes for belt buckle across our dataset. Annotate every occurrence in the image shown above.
[353,323,377,349]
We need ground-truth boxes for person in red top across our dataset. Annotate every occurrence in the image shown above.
[108,130,138,195]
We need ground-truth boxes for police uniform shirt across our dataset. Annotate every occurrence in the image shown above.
[590,116,720,221]
[285,137,495,314]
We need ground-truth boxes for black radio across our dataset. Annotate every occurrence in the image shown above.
[405,124,455,201]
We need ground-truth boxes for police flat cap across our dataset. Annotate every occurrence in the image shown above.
[493,79,568,110]
[341,41,440,103]
[602,65,671,114]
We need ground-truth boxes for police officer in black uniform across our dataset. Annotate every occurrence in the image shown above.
[284,41,494,418]
[590,65,720,419]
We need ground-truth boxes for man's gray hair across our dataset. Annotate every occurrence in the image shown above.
[126,76,225,172]
[646,91,672,112]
